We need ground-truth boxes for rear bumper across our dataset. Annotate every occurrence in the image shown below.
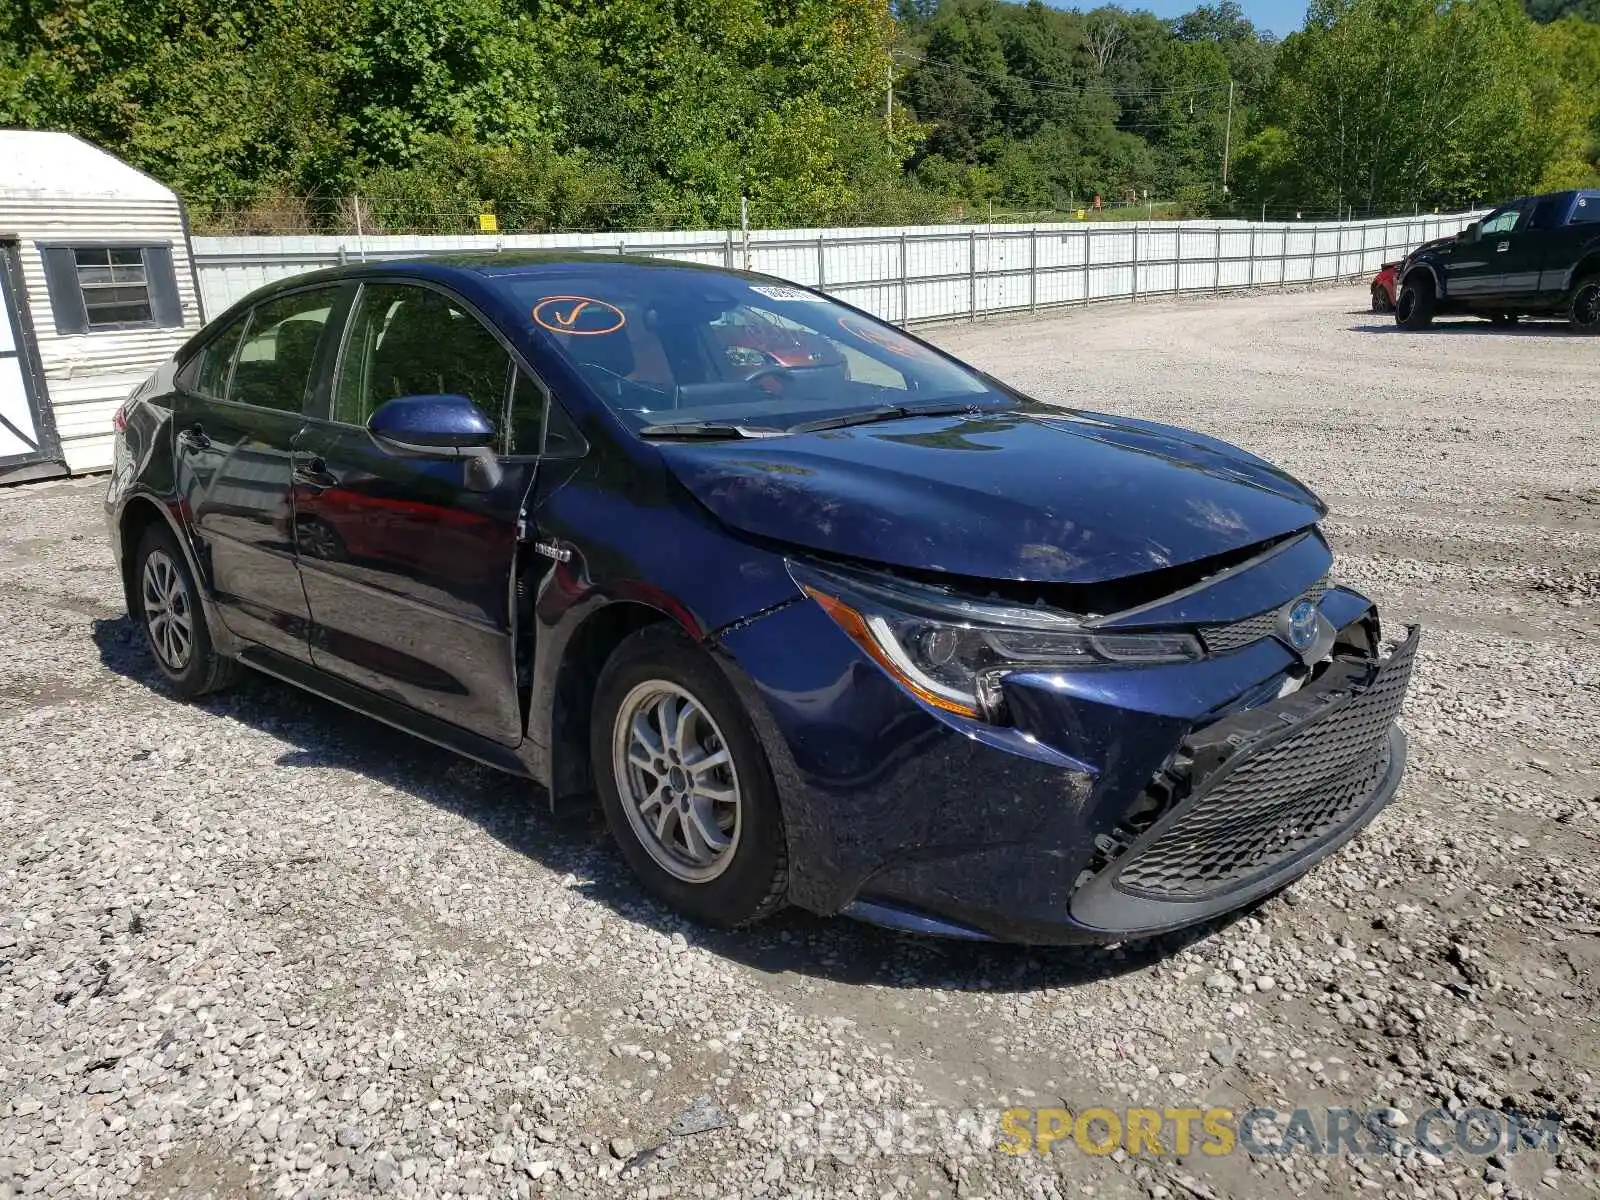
[715,589,1417,945]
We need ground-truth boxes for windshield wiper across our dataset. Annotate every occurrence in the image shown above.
[637,420,786,440]
[784,400,986,434]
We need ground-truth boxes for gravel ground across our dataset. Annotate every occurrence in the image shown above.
[2,285,1597,1200]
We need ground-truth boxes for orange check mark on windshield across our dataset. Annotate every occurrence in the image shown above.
[549,301,591,328]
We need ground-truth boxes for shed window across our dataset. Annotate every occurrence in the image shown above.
[36,242,184,335]
[74,248,153,326]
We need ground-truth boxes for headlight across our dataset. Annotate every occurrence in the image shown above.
[787,559,1202,721]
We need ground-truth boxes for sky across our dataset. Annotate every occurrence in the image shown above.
[1066,0,1309,37]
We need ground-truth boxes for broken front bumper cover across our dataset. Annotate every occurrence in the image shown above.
[1068,625,1421,937]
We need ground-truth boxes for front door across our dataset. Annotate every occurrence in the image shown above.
[294,281,538,746]
[1445,204,1525,299]
[175,285,345,660]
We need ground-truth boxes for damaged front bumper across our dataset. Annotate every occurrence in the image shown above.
[714,568,1419,945]
[1068,625,1419,937]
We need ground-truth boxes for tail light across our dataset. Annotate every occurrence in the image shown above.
[112,404,129,434]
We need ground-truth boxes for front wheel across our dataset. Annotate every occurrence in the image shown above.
[592,625,788,927]
[1395,276,1435,329]
[133,524,240,697]
[1571,274,1600,334]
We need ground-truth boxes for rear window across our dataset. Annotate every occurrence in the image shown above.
[1529,197,1567,230]
[489,266,1005,432]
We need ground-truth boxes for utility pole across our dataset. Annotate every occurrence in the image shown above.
[886,61,893,134]
[1220,78,1235,201]
[740,195,750,270]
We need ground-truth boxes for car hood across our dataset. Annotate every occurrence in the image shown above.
[656,408,1326,584]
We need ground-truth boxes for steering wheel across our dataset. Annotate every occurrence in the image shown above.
[743,364,791,394]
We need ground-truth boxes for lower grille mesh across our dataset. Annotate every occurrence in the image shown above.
[1114,633,1415,900]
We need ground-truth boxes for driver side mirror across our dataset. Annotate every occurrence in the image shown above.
[367,394,501,489]
[368,394,496,451]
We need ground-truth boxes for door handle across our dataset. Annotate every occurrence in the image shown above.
[293,456,338,491]
[1496,241,1510,252]
[176,422,210,451]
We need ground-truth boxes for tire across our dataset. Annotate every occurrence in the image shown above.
[1570,274,1600,334]
[1394,275,1435,329]
[298,516,347,562]
[133,523,240,698]
[1370,285,1390,314]
[592,624,788,928]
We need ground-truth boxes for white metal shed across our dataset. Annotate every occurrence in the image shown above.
[0,130,203,482]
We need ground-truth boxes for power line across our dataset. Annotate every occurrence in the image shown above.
[893,50,1237,100]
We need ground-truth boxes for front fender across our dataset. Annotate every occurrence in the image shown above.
[1400,259,1443,297]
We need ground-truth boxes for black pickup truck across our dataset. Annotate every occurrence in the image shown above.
[1395,190,1600,331]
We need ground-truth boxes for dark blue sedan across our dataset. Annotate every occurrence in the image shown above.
[105,254,1418,944]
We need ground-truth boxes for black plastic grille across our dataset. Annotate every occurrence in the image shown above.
[1114,632,1416,900]
[1200,580,1328,653]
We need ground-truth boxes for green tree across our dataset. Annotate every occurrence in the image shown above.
[1242,0,1580,214]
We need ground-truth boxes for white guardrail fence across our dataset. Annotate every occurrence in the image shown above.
[190,212,1479,326]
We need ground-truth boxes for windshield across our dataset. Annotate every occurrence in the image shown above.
[495,265,1010,434]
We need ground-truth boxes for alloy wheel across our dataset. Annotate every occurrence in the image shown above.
[301,518,344,561]
[141,549,194,672]
[612,681,742,883]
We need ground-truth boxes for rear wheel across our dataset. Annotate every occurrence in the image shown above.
[133,524,240,698]
[592,624,787,927]
[1570,274,1600,334]
[1370,285,1391,314]
[1395,275,1435,329]
[298,516,347,562]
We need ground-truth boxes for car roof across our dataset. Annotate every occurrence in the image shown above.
[259,251,757,292]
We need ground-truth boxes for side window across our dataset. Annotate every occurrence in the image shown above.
[544,400,585,458]
[1528,198,1564,231]
[1570,195,1600,224]
[1479,208,1522,236]
[508,369,544,455]
[229,289,339,412]
[508,367,586,457]
[178,312,250,399]
[332,284,511,430]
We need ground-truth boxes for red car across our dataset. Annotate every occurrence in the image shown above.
[1371,262,1400,312]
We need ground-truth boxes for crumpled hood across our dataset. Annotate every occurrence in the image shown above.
[656,408,1326,584]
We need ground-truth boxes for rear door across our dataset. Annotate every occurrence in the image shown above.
[293,280,540,745]
[173,285,347,661]
[1547,192,1600,293]
[1499,194,1571,299]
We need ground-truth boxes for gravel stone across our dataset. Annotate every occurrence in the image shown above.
[1208,1043,1239,1069]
